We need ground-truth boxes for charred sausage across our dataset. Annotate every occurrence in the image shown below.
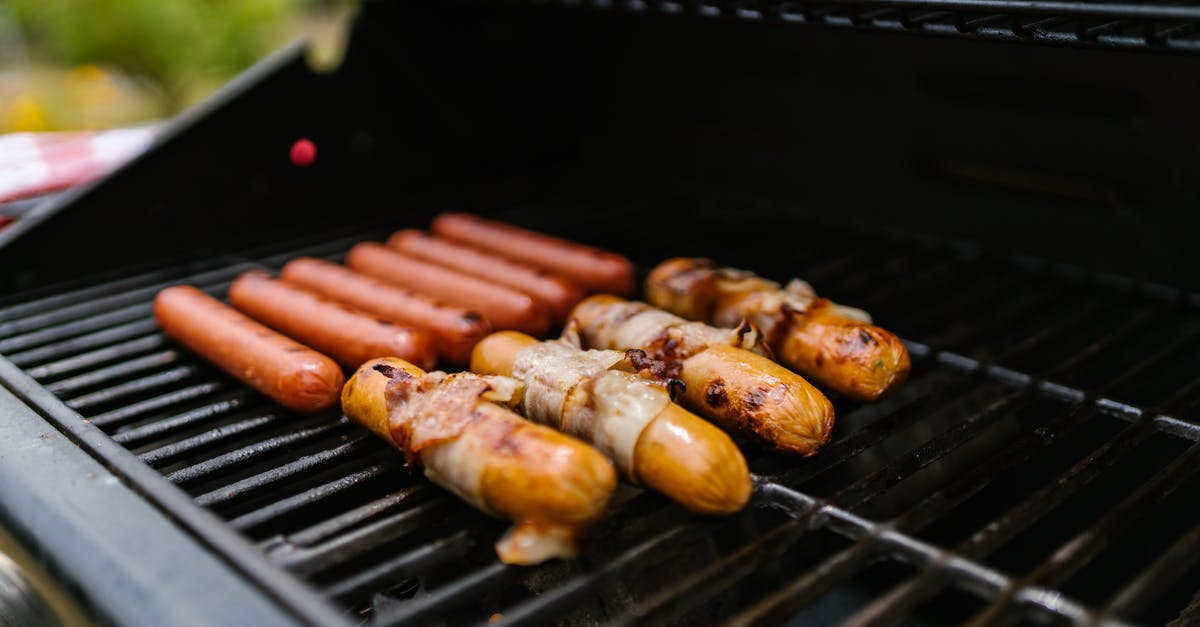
[471,330,751,515]
[342,358,618,564]
[280,257,490,366]
[387,230,585,322]
[430,212,635,296]
[153,285,343,413]
[569,295,835,456]
[228,272,436,370]
[346,242,550,335]
[645,258,910,402]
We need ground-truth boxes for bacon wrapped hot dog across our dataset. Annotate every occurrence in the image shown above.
[569,296,834,456]
[342,358,617,565]
[471,330,751,515]
[645,258,910,402]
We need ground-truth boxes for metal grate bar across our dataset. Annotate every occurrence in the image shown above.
[839,336,1200,624]
[815,246,935,296]
[0,264,245,338]
[88,380,228,428]
[0,263,218,321]
[835,409,1137,617]
[837,406,1100,627]
[323,529,475,603]
[625,300,1175,624]
[0,279,230,355]
[115,391,260,448]
[957,415,1154,558]
[24,334,166,381]
[892,273,1029,338]
[643,388,1032,622]
[1,277,194,336]
[921,284,1063,351]
[5,319,161,368]
[230,463,395,533]
[968,442,1200,626]
[1101,519,1200,620]
[137,412,283,467]
[497,523,718,627]
[849,257,963,315]
[271,499,457,576]
[370,562,516,627]
[65,365,205,411]
[623,269,1170,622]
[0,302,156,355]
[271,485,438,551]
[165,420,352,486]
[835,388,1034,510]
[192,436,376,508]
[719,535,881,627]
[756,484,1106,623]
[768,369,973,486]
[45,350,181,396]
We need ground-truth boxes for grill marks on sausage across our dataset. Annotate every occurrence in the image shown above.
[705,379,727,408]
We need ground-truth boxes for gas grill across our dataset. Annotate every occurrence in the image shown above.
[3,1,1200,625]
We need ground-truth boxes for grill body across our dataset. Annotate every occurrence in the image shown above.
[1,2,1200,626]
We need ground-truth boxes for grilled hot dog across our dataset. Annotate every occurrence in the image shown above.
[342,358,617,564]
[280,257,491,365]
[646,258,910,402]
[431,212,635,296]
[153,285,343,413]
[229,272,436,370]
[471,331,751,515]
[346,242,550,335]
[388,229,585,322]
[569,295,835,456]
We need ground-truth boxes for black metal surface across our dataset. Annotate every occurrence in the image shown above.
[495,0,1200,53]
[2,191,1200,626]
[7,0,1200,296]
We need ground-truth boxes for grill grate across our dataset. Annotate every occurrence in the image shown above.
[490,0,1200,54]
[2,196,1200,626]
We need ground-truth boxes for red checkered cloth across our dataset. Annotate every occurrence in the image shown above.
[0,126,157,204]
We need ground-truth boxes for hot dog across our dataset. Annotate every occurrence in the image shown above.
[569,295,835,456]
[153,285,343,413]
[471,330,751,515]
[645,258,910,402]
[228,272,436,370]
[430,212,635,296]
[280,257,491,366]
[342,358,618,564]
[387,230,585,322]
[346,242,551,336]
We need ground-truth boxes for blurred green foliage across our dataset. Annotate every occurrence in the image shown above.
[6,0,322,106]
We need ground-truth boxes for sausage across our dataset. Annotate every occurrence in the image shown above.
[471,331,751,515]
[569,295,835,456]
[645,258,910,402]
[153,285,343,413]
[228,272,436,370]
[387,230,585,322]
[342,358,618,564]
[346,242,551,336]
[280,257,490,366]
[430,212,635,296]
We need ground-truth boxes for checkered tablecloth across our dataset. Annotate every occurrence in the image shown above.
[0,126,156,207]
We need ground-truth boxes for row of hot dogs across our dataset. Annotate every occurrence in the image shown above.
[152,212,911,565]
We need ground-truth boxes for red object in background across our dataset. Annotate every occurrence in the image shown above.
[290,138,316,167]
[0,215,11,231]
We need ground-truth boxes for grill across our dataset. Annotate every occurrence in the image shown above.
[2,1,1200,625]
